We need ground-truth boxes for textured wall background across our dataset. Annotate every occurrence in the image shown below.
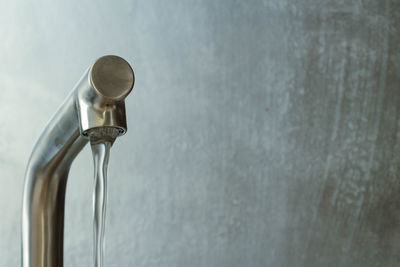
[0,0,399,266]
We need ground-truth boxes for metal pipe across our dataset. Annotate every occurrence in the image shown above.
[22,55,134,267]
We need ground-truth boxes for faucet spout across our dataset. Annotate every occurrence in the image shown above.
[22,55,134,267]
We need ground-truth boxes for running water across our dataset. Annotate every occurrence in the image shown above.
[91,141,112,267]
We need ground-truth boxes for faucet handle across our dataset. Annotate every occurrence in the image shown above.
[75,55,135,139]
[90,55,135,101]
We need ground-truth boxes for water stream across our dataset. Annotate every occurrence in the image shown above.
[91,141,112,267]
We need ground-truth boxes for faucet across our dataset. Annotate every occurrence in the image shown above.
[22,55,135,267]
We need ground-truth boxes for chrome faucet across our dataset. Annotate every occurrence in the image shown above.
[22,55,135,267]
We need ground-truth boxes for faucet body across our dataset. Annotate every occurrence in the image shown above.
[22,56,134,267]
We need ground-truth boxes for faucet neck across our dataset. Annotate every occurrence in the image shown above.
[22,92,87,267]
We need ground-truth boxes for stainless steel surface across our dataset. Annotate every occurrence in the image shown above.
[22,56,134,267]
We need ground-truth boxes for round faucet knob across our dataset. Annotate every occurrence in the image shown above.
[90,55,135,101]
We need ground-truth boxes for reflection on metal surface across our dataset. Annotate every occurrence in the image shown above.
[22,56,134,267]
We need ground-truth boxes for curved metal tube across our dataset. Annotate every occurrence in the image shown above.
[22,55,134,267]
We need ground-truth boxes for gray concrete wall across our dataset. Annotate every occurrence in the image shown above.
[0,0,399,266]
